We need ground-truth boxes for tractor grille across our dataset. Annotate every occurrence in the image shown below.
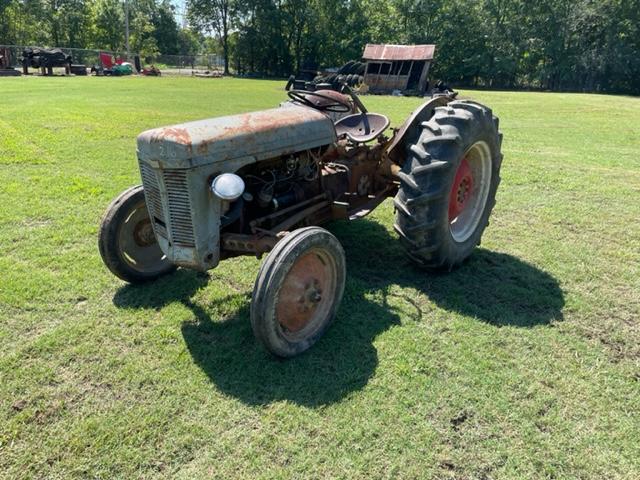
[140,161,167,239]
[139,162,195,247]
[162,170,195,247]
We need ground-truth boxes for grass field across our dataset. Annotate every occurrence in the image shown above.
[0,76,638,479]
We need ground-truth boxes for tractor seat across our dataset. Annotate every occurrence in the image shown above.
[334,113,390,143]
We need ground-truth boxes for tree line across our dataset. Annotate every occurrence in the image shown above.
[0,0,202,58]
[2,0,639,94]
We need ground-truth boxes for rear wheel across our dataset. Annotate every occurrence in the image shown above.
[251,227,346,357]
[394,100,503,269]
[99,185,176,283]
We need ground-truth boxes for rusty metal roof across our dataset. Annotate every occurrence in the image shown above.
[362,44,435,61]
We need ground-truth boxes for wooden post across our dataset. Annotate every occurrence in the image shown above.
[418,61,430,93]
[405,61,415,91]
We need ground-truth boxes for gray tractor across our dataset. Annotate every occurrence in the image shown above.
[99,87,503,357]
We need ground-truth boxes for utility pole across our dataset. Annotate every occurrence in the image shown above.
[124,0,130,59]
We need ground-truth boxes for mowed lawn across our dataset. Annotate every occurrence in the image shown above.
[0,76,638,479]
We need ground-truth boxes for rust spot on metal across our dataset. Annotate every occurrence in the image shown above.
[158,127,192,146]
[363,44,435,61]
[196,141,210,156]
[195,108,324,157]
[221,233,277,255]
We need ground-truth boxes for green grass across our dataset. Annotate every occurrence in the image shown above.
[0,76,639,479]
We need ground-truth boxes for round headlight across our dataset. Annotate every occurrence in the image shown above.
[211,173,245,201]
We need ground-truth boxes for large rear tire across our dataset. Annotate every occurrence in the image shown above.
[251,227,346,357]
[99,185,176,283]
[394,100,503,269]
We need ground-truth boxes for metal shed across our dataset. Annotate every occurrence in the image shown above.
[362,44,436,94]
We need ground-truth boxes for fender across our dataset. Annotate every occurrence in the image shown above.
[386,95,453,164]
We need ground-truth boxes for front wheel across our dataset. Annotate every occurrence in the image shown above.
[99,185,176,283]
[250,227,346,357]
[394,100,503,269]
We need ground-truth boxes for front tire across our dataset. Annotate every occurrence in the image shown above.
[251,227,346,357]
[99,185,176,283]
[394,100,503,269]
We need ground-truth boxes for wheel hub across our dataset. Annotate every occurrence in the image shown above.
[448,141,493,244]
[133,218,156,247]
[448,157,474,222]
[298,279,323,313]
[275,250,334,335]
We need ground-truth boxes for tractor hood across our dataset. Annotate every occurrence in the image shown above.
[137,105,337,169]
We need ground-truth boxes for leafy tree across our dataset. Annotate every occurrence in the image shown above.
[0,0,15,43]
[153,0,180,54]
[92,0,124,51]
[187,0,233,73]
[130,9,159,59]
[177,28,201,56]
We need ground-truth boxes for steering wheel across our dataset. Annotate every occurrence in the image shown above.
[287,89,352,113]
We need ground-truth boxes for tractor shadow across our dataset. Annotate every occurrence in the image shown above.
[114,269,401,407]
[113,269,210,310]
[180,290,401,407]
[333,219,566,329]
[113,219,564,407]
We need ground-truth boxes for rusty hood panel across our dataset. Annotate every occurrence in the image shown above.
[137,105,336,169]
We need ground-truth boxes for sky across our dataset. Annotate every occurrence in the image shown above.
[170,0,188,26]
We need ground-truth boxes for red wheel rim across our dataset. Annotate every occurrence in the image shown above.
[448,141,493,243]
[275,248,336,338]
[448,157,474,222]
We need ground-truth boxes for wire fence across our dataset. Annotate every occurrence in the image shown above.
[152,54,225,75]
[0,45,224,76]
